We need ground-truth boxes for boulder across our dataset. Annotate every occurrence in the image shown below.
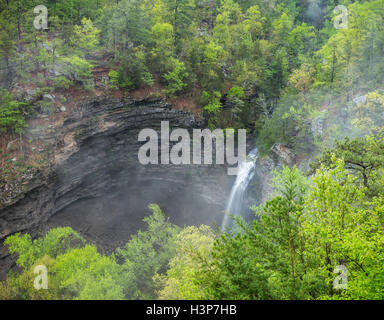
[41,43,53,52]
[271,143,295,165]
[6,139,19,152]
[54,63,68,77]
[353,95,367,105]
[43,94,55,103]
[311,113,326,137]
[25,89,38,103]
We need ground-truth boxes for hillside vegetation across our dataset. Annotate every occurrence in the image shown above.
[1,0,384,300]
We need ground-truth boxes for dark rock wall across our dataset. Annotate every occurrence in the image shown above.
[0,98,237,278]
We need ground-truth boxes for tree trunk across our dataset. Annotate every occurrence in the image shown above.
[331,48,336,83]
[173,0,179,44]
[19,132,23,153]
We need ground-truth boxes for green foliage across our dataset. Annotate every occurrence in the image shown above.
[288,63,315,95]
[0,15,15,67]
[55,0,105,25]
[5,227,86,269]
[55,76,74,89]
[1,206,180,300]
[149,22,175,74]
[108,70,119,90]
[53,245,123,300]
[310,135,384,196]
[0,255,61,300]
[352,91,384,134]
[115,204,180,299]
[0,89,30,134]
[2,0,384,302]
[302,159,384,300]
[227,86,251,126]
[195,230,275,299]
[155,225,215,300]
[257,96,318,154]
[187,156,384,300]
[60,55,94,90]
[71,18,100,56]
[202,91,222,114]
[114,47,154,90]
[164,58,188,97]
[193,166,311,300]
[227,86,245,99]
[202,91,222,129]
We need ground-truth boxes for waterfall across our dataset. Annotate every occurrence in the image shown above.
[221,147,258,231]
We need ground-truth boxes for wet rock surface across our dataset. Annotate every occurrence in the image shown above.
[255,143,296,204]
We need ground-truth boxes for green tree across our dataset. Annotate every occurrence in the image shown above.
[288,23,316,67]
[0,89,30,134]
[163,0,196,48]
[5,227,86,269]
[0,15,15,70]
[115,204,180,299]
[241,5,265,41]
[272,12,293,45]
[164,58,188,96]
[194,166,312,300]
[2,226,124,300]
[288,63,315,96]
[309,135,384,196]
[302,159,384,299]
[71,17,100,56]
[149,22,175,74]
[60,55,94,89]
[0,255,61,300]
[202,90,222,129]
[351,91,384,134]
[53,245,124,300]
[155,225,215,300]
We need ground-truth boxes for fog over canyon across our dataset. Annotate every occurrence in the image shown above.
[0,97,277,278]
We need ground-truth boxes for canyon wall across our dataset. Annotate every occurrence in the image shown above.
[0,98,245,278]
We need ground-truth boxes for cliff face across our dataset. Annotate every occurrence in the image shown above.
[255,143,297,204]
[0,98,235,278]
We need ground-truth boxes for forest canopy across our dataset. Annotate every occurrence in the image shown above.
[1,0,384,146]
[1,0,384,300]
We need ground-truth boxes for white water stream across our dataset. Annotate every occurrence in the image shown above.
[221,148,258,231]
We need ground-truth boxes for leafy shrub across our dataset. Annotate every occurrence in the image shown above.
[60,56,94,90]
[202,91,222,129]
[55,76,74,89]
[0,89,30,134]
[164,58,188,97]
[227,86,245,99]
[108,70,119,90]
[114,47,154,90]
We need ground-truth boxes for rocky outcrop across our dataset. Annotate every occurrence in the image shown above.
[271,143,296,165]
[256,143,296,204]
[311,112,327,137]
[0,97,236,279]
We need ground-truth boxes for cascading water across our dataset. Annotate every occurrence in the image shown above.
[221,147,258,231]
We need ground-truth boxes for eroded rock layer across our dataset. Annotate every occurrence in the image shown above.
[0,98,244,278]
